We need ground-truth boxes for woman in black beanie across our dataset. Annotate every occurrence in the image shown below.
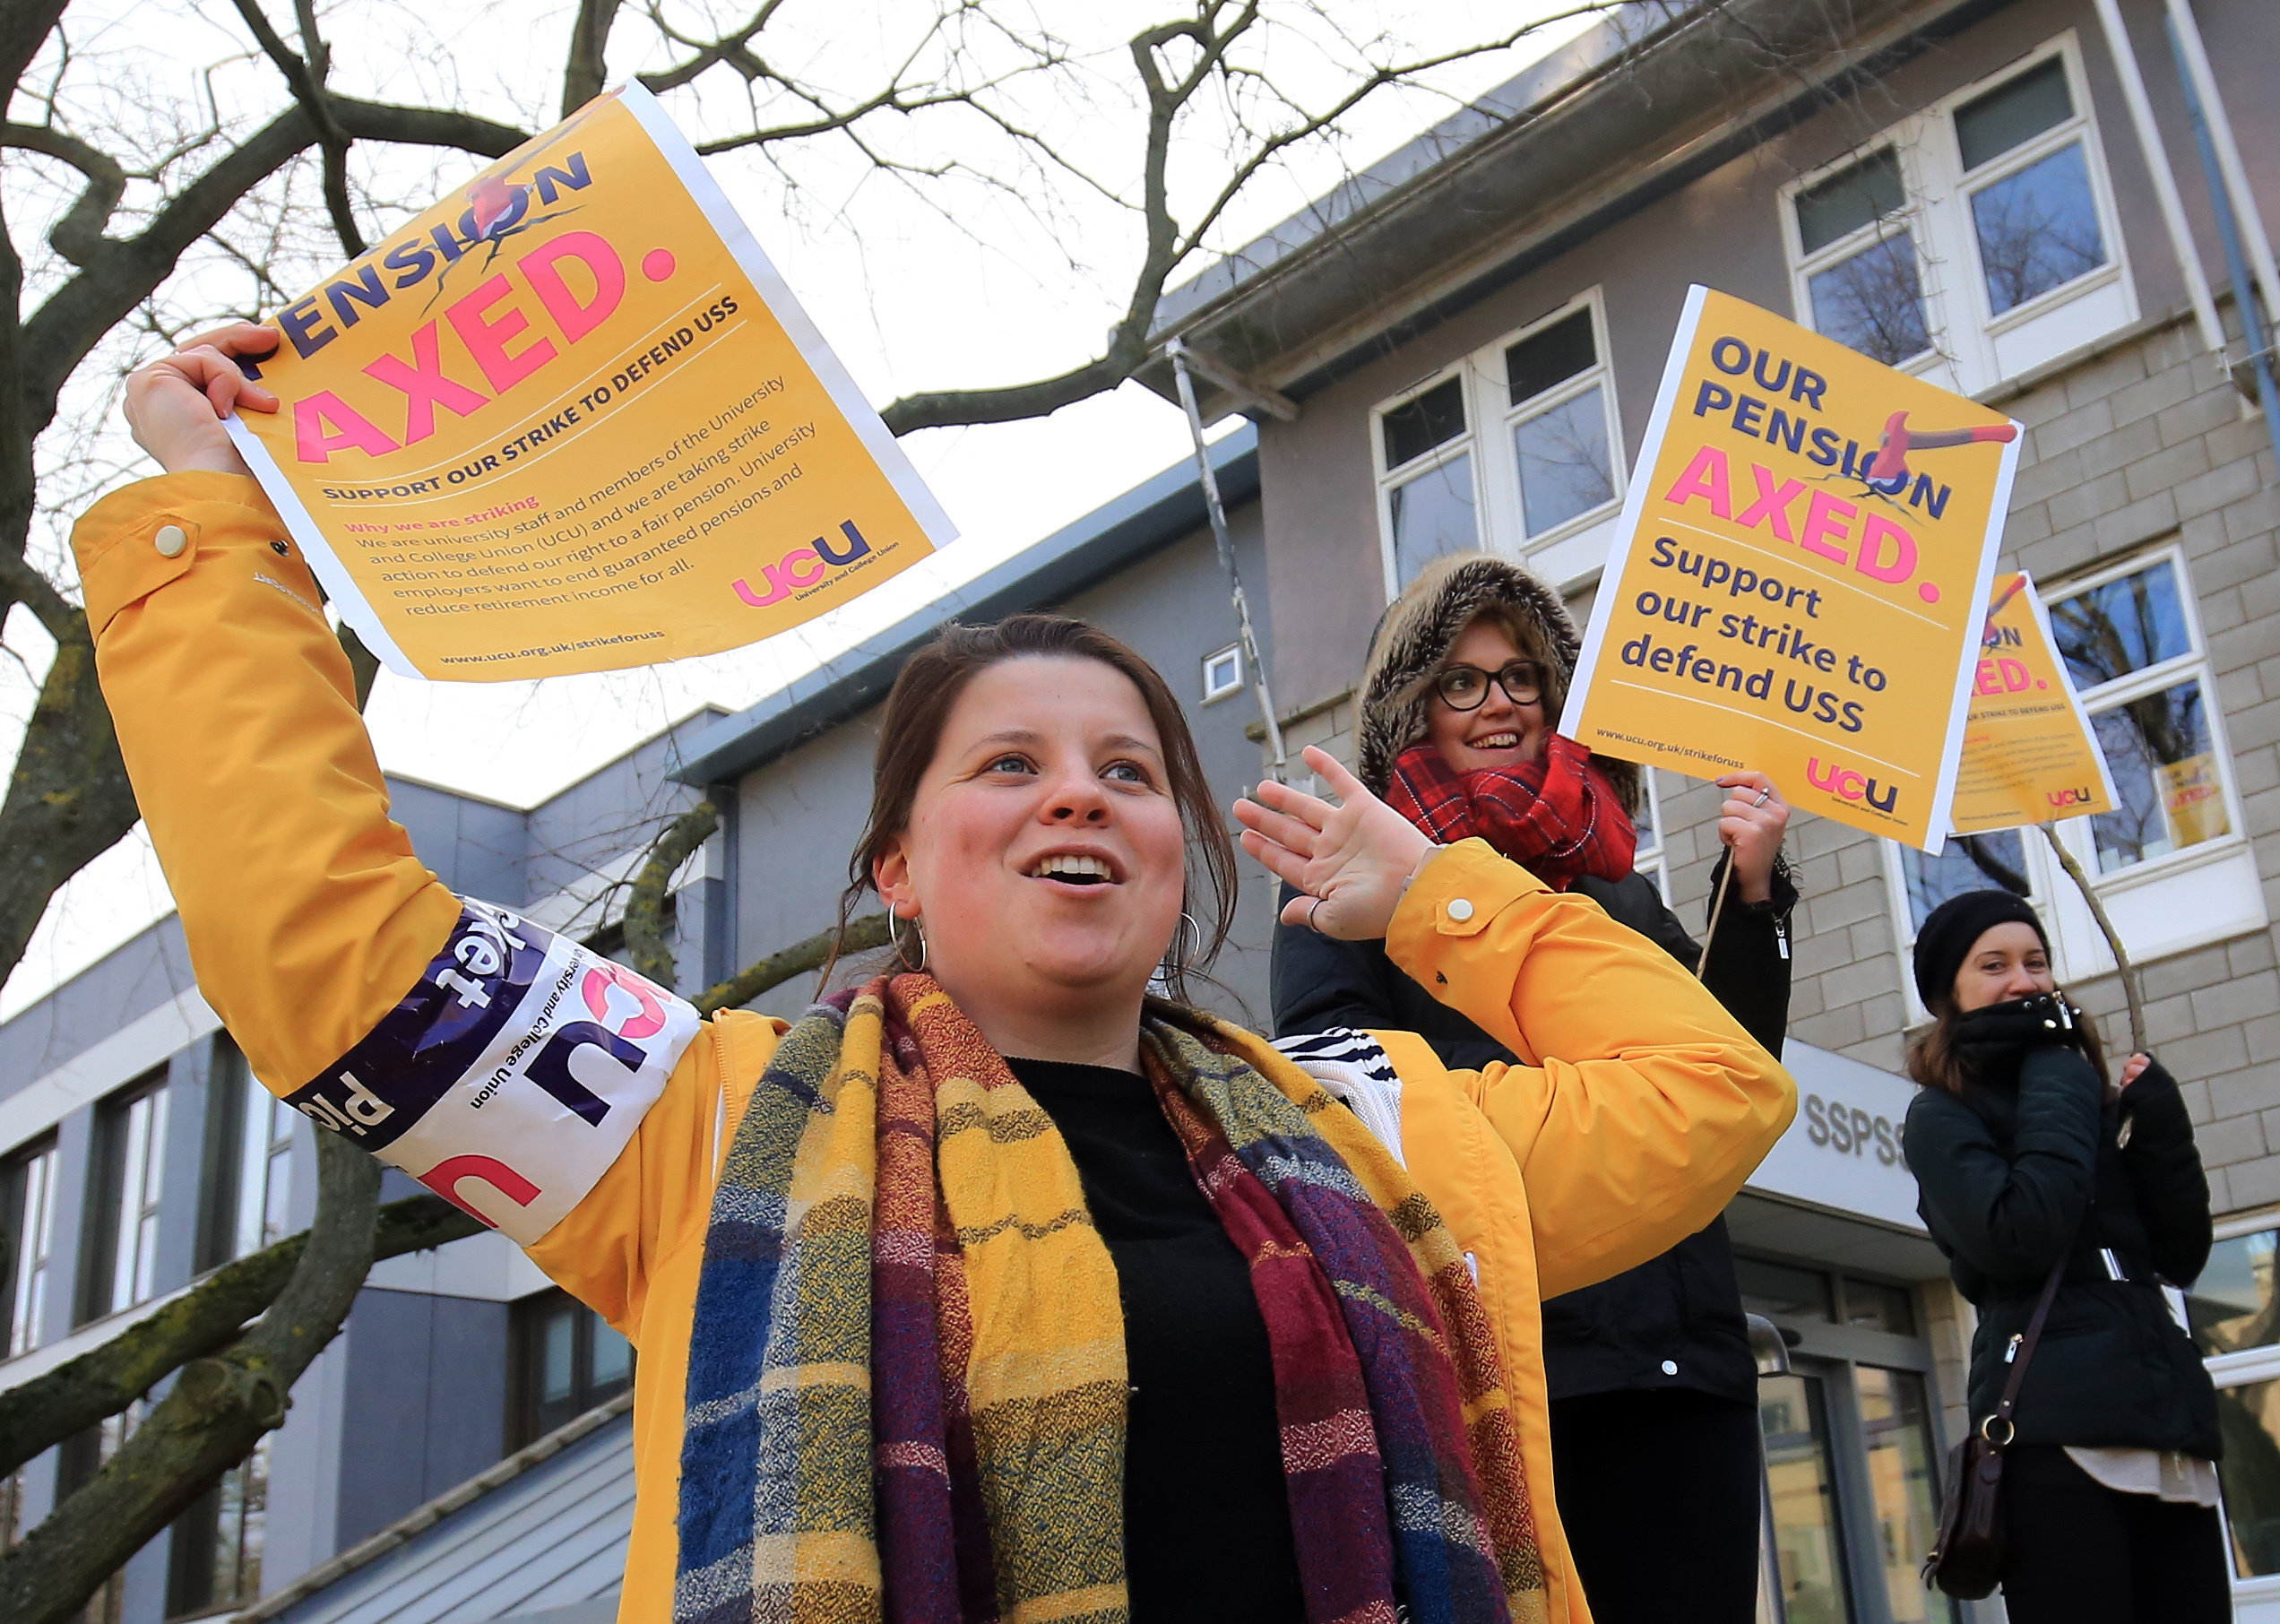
[1902,889,2229,1621]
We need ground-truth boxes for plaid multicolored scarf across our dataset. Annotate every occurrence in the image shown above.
[1386,735,1635,892]
[674,973,1545,1624]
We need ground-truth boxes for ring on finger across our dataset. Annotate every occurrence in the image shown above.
[1308,896,1327,934]
[1753,787,1773,808]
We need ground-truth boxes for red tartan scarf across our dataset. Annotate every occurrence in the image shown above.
[1386,734,1637,892]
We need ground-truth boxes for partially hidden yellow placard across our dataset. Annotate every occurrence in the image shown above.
[1948,572,2117,835]
[1559,286,2021,851]
[225,83,954,680]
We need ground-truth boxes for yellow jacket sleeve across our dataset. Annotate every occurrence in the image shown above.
[70,473,738,1331]
[1380,839,1795,1300]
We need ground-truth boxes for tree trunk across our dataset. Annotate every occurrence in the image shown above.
[0,1132,381,1624]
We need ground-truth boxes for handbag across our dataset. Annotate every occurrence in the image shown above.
[1921,1246,2071,1598]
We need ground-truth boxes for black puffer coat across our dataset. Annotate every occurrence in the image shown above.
[1274,855,1793,1404]
[1903,1021,2220,1456]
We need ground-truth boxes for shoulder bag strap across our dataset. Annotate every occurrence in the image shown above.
[1987,1236,2075,1439]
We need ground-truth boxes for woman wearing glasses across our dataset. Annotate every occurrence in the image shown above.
[1274,552,1794,1624]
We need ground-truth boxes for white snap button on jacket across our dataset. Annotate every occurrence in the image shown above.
[1661,1360,1680,1376]
[153,523,188,557]
[1447,897,1476,922]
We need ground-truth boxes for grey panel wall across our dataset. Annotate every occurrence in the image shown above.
[0,916,195,1094]
[334,1287,511,1547]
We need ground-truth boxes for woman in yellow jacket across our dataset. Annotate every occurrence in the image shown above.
[78,324,1794,1624]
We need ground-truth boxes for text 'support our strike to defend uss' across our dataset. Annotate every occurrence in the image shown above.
[1560,285,2022,853]
[226,82,955,682]
[1948,572,2118,837]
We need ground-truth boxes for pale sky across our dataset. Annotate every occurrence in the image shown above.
[2,0,1607,1018]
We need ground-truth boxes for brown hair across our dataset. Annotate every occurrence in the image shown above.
[829,614,1240,1004]
[1410,604,1568,722]
[1906,990,2112,1097]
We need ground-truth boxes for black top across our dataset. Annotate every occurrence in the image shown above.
[1272,858,1794,1404]
[1902,1015,2219,1456]
[1006,1057,1307,1624]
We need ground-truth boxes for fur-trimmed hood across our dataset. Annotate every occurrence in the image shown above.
[1356,552,1641,816]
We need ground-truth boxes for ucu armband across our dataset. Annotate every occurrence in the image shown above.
[287,899,697,1245]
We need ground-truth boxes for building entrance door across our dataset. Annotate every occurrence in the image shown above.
[1761,1368,1851,1624]
[1740,1254,1958,1624]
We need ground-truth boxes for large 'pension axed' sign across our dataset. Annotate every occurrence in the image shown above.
[227,83,954,681]
[1561,286,2022,851]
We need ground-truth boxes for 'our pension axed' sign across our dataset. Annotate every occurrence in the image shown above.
[227,83,954,681]
[1948,572,2118,836]
[1562,286,2021,851]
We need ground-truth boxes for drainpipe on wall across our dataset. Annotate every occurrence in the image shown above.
[1168,341,1290,783]
[2163,0,2280,324]
[2165,12,2280,479]
[2088,0,2223,354]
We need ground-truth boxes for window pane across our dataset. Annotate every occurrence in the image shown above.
[1387,452,1477,588]
[1514,385,1615,536]
[1900,832,2030,934]
[540,1306,576,1403]
[2188,1229,2279,1355]
[592,1320,634,1388]
[1808,231,1931,365]
[1736,1257,1835,1323]
[1858,1367,1948,1624]
[2215,1378,2280,1576]
[1844,1277,1918,1336]
[235,1072,271,1260]
[1956,56,2074,170]
[1972,142,2107,315]
[1760,1373,1852,1624]
[2089,678,2230,873]
[1796,149,1908,254]
[1506,310,1596,406]
[1381,377,1466,469]
[2050,560,2190,691]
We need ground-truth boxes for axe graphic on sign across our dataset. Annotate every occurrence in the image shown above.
[1862,410,2019,496]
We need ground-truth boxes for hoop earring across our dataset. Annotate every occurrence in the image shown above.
[889,910,929,973]
[1167,911,1201,969]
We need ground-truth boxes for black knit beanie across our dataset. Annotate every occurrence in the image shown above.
[1913,889,2048,1009]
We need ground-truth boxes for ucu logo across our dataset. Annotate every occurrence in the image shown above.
[1806,756,1899,814]
[732,520,871,608]
[2046,786,2096,808]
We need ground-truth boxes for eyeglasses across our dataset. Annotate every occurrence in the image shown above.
[1432,660,1543,712]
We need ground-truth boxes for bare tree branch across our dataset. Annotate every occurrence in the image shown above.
[1,122,124,266]
[563,0,626,116]
[697,911,890,1015]
[624,800,718,988]
[0,1131,382,1624]
[0,1191,483,1481]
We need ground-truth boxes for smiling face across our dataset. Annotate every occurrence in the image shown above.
[1950,920,2056,1011]
[871,653,1188,1026]
[1422,618,1550,773]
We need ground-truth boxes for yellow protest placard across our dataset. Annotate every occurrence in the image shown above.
[225,84,954,680]
[1559,286,2020,851]
[1948,572,2117,835]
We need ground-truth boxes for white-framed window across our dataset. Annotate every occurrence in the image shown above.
[1632,766,1672,903]
[1782,32,2136,396]
[78,1070,169,1325]
[1370,291,1625,596]
[1,1137,58,1359]
[2183,1213,2280,1595]
[1880,545,2260,1019]
[1202,644,1244,704]
[198,1036,298,1273]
